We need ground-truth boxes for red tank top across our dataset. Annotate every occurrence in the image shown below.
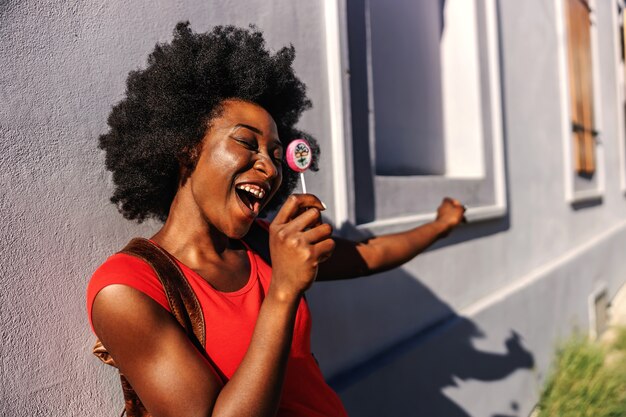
[87,241,348,417]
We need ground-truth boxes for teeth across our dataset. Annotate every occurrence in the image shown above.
[237,184,265,199]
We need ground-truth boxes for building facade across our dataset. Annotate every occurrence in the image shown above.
[2,0,626,416]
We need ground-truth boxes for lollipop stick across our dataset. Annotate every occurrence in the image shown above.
[300,172,307,194]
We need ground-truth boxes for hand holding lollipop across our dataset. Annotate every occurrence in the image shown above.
[286,138,312,193]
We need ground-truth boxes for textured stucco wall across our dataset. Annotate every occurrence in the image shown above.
[0,1,330,415]
[2,0,626,416]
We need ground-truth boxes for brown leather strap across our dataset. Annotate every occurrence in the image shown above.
[119,373,148,417]
[119,238,206,351]
[93,238,210,417]
[91,238,206,364]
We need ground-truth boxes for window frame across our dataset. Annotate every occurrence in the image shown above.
[612,0,626,195]
[323,0,507,235]
[556,0,605,203]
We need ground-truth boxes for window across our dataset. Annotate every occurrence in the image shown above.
[556,0,603,202]
[565,0,597,175]
[323,0,506,229]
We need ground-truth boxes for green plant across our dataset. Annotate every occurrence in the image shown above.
[611,327,626,352]
[537,329,626,417]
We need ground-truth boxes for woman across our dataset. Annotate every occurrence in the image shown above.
[88,22,465,417]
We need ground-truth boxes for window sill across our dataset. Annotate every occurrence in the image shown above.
[356,203,507,235]
[569,188,604,204]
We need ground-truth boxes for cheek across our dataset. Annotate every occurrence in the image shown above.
[207,148,239,170]
[198,149,243,184]
[190,156,231,199]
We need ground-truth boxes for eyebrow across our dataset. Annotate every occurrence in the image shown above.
[233,124,283,148]
[234,123,262,135]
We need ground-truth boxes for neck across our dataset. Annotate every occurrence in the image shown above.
[151,187,235,266]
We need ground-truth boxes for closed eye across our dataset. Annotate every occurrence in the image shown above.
[234,138,258,151]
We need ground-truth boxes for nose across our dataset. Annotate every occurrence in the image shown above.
[253,153,280,180]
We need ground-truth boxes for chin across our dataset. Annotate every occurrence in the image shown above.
[227,221,254,240]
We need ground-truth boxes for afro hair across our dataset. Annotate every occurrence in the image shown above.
[99,22,319,222]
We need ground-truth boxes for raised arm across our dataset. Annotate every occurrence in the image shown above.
[92,194,334,417]
[317,198,466,281]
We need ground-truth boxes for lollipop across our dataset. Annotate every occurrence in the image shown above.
[286,138,312,194]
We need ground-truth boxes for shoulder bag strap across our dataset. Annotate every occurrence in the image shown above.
[93,239,206,362]
[119,238,206,351]
[92,238,208,417]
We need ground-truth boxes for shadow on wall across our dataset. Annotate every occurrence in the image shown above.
[307,215,532,416]
[309,267,534,417]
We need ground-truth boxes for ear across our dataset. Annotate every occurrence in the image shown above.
[177,142,203,186]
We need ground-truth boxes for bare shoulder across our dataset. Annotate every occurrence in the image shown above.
[92,285,223,417]
[92,284,169,349]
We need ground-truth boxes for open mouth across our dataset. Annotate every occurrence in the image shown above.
[235,184,267,216]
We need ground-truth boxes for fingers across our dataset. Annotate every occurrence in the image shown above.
[273,194,325,225]
[302,223,333,244]
[281,206,323,234]
[443,197,467,212]
[313,237,336,264]
[457,200,468,223]
[270,193,333,251]
[440,197,468,225]
[443,197,463,208]
[274,209,331,249]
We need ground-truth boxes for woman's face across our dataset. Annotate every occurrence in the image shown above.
[186,99,283,238]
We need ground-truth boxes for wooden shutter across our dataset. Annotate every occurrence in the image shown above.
[566,0,596,174]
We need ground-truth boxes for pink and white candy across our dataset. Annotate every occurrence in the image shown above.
[286,138,312,193]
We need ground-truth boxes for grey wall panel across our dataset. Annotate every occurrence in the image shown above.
[308,0,626,414]
[336,223,626,417]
